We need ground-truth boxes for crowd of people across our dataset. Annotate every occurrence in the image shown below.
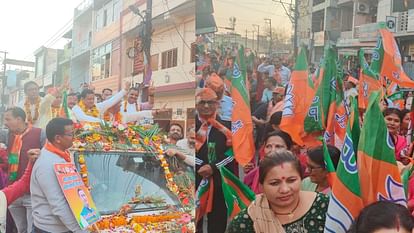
[0,79,197,233]
[195,43,414,233]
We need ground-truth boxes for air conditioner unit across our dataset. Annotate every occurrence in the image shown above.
[357,3,370,14]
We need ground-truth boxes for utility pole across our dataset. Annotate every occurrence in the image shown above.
[252,30,255,51]
[253,24,260,53]
[0,51,7,125]
[294,0,299,57]
[245,29,248,47]
[265,18,272,55]
[142,0,152,101]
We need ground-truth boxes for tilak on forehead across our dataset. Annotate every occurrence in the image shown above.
[196,88,217,102]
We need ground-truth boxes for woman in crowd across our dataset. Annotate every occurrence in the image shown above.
[347,201,414,233]
[244,130,293,194]
[229,151,329,233]
[401,109,411,141]
[301,145,340,194]
[384,108,408,161]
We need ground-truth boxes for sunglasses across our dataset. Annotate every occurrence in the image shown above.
[197,100,217,105]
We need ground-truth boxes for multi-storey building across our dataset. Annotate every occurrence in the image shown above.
[297,0,414,77]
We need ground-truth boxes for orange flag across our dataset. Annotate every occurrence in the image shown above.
[280,47,316,146]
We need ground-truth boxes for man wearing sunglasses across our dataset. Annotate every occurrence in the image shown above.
[195,88,233,233]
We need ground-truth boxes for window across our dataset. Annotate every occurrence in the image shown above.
[92,42,112,81]
[161,48,178,69]
[393,0,414,12]
[103,9,108,27]
[190,43,196,63]
[113,0,121,21]
[151,54,159,71]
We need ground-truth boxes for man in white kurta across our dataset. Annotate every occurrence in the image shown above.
[72,82,131,123]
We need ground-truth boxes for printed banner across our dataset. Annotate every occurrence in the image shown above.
[54,163,100,229]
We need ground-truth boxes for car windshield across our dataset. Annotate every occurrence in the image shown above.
[73,151,183,215]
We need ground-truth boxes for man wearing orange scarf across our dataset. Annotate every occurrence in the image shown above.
[30,118,87,233]
[3,107,45,233]
[195,88,233,233]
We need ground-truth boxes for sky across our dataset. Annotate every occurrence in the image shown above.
[0,0,84,62]
[213,0,293,39]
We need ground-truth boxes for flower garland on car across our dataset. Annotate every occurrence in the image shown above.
[78,100,100,117]
[25,97,40,124]
[74,123,195,231]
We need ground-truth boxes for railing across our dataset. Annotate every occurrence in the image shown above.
[72,39,91,57]
[74,0,93,18]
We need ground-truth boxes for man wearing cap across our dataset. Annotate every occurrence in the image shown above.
[205,73,233,122]
[195,88,233,233]
[345,75,359,101]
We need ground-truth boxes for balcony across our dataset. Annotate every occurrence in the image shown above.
[74,0,93,19]
[72,38,91,58]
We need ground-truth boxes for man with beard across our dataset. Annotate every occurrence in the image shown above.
[195,88,233,233]
[17,81,42,126]
[167,123,184,145]
[3,107,45,233]
[165,126,195,167]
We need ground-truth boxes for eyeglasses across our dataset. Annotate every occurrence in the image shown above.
[197,100,217,105]
[61,133,74,137]
[306,165,324,172]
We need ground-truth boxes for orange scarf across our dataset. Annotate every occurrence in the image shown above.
[196,114,232,152]
[8,127,31,181]
[44,142,71,162]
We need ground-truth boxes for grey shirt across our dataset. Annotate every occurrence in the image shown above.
[30,148,87,233]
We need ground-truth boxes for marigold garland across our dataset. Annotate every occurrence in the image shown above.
[78,153,90,189]
[79,100,100,117]
[51,107,60,118]
[25,97,40,124]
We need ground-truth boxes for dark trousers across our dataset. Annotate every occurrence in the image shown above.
[196,175,228,233]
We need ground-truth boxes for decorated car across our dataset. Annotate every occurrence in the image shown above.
[71,122,195,232]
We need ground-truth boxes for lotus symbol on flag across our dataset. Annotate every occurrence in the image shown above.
[233,64,241,78]
[377,175,406,206]
[282,84,294,117]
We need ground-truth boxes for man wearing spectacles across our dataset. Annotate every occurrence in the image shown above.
[195,88,233,233]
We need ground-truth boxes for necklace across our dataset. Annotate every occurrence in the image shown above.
[273,197,300,219]
[123,100,139,112]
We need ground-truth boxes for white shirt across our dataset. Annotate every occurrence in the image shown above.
[72,90,126,122]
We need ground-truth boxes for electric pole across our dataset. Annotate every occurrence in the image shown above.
[245,29,248,47]
[294,0,299,57]
[253,24,260,53]
[142,0,152,101]
[0,51,8,125]
[265,18,272,55]
[252,30,255,51]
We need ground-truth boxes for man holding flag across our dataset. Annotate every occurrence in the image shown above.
[195,88,233,233]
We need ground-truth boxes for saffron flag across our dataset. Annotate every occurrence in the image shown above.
[219,166,255,220]
[304,46,338,144]
[388,91,405,110]
[324,97,363,233]
[374,29,414,88]
[357,91,406,206]
[322,139,336,187]
[60,90,71,120]
[358,49,382,110]
[231,46,255,166]
[332,60,348,149]
[280,47,316,146]
[195,178,214,223]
